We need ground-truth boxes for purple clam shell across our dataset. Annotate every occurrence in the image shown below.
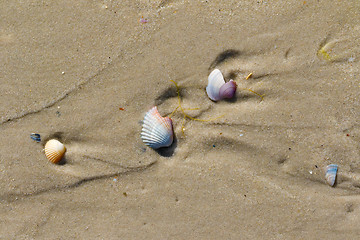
[219,80,237,99]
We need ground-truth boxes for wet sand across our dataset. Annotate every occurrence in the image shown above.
[1,0,360,239]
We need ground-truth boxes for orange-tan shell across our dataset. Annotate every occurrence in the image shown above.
[44,139,66,164]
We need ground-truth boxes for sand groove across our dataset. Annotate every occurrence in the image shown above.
[0,162,155,203]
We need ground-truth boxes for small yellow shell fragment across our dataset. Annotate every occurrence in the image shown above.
[245,73,253,80]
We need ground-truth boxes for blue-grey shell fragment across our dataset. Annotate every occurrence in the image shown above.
[30,133,41,142]
[325,164,338,187]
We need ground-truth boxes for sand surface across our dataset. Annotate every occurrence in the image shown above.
[1,0,360,239]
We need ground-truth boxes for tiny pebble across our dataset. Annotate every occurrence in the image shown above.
[239,134,244,137]
[309,171,313,175]
[61,71,65,75]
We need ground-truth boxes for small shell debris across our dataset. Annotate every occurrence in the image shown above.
[30,133,41,142]
[325,164,338,187]
[139,17,148,23]
[245,73,253,80]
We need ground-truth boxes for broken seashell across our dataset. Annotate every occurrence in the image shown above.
[141,106,174,149]
[30,133,41,142]
[325,164,338,187]
[206,69,237,101]
[44,139,66,164]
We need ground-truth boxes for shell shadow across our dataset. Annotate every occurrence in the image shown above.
[155,134,177,157]
[42,132,65,145]
[154,86,178,106]
[56,156,67,165]
[42,131,83,146]
[223,94,238,103]
[209,49,242,70]
[227,71,238,80]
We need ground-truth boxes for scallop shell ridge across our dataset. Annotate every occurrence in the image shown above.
[141,106,174,149]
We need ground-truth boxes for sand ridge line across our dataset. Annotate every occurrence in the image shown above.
[0,57,117,126]
[0,161,156,203]
[0,9,161,126]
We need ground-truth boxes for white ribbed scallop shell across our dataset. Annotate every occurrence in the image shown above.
[206,69,226,101]
[325,164,338,186]
[44,139,66,164]
[141,106,174,149]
